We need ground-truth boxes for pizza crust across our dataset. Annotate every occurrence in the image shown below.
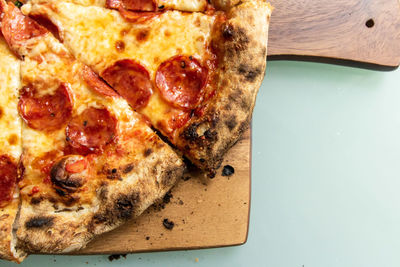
[176,0,272,175]
[0,198,27,262]
[16,146,184,253]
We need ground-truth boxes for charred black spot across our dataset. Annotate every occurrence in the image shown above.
[144,148,153,157]
[199,158,205,163]
[123,163,134,174]
[225,115,237,131]
[183,123,199,141]
[238,64,262,82]
[114,192,140,220]
[222,24,235,40]
[25,216,54,229]
[162,218,174,230]
[55,188,67,197]
[30,196,44,205]
[204,129,217,141]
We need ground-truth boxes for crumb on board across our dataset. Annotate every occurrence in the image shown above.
[163,218,175,230]
[146,236,150,240]
[163,191,173,204]
[222,165,235,177]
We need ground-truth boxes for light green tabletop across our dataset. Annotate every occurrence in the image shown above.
[2,61,400,267]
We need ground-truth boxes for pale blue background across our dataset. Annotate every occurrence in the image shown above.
[2,61,400,267]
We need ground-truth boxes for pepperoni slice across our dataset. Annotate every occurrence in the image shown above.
[66,107,117,155]
[0,155,17,208]
[18,84,73,132]
[82,65,119,97]
[106,0,156,11]
[102,59,153,110]
[118,8,160,23]
[0,2,47,49]
[156,55,208,110]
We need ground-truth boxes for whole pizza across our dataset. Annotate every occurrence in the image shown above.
[0,0,271,262]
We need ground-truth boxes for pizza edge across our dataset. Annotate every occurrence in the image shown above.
[16,147,184,253]
[177,0,272,175]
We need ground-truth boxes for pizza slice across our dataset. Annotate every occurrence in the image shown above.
[1,1,184,254]
[23,0,272,176]
[0,36,26,262]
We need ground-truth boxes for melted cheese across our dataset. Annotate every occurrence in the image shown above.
[23,1,215,138]
[0,39,22,161]
[17,32,156,205]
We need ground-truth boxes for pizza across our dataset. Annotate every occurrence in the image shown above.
[0,0,271,262]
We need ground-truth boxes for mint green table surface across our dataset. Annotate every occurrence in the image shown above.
[2,61,400,267]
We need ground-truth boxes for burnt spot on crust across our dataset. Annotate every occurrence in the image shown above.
[182,121,218,146]
[122,163,134,174]
[225,115,238,131]
[98,182,109,201]
[238,64,262,82]
[143,148,153,157]
[30,196,44,205]
[222,24,249,55]
[229,87,251,110]
[160,166,182,188]
[25,216,54,229]
[114,192,140,220]
[100,165,122,180]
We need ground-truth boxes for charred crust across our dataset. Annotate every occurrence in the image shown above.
[222,24,235,40]
[122,163,134,174]
[225,115,238,130]
[114,192,140,220]
[30,196,44,205]
[160,165,182,188]
[238,64,262,82]
[25,216,54,229]
[98,182,109,201]
[143,148,153,157]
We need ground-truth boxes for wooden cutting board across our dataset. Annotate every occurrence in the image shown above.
[72,0,400,255]
[268,0,400,68]
[76,130,251,254]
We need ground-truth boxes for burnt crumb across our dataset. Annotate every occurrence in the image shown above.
[111,168,117,174]
[25,216,54,229]
[182,176,191,181]
[143,148,153,157]
[108,254,127,261]
[163,191,173,204]
[163,218,174,230]
[158,5,164,8]
[146,236,150,240]
[238,64,262,82]
[178,200,184,205]
[222,165,235,177]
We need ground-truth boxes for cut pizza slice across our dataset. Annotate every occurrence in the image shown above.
[0,36,26,262]
[23,0,272,176]
[1,1,184,254]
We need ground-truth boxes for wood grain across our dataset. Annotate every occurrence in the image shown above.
[268,0,400,67]
[73,130,251,254]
